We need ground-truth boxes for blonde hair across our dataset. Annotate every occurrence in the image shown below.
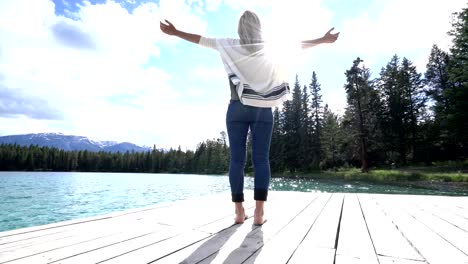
[238,10,263,54]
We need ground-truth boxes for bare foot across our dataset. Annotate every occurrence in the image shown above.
[253,208,266,225]
[235,207,246,224]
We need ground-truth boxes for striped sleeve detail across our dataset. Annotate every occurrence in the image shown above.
[242,83,290,101]
[229,73,290,107]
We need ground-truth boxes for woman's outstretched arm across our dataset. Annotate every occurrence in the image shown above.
[301,28,340,49]
[160,20,201,44]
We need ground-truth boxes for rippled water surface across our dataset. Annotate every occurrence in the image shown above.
[0,171,465,232]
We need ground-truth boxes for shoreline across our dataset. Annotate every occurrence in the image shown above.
[270,169,468,195]
[2,169,467,195]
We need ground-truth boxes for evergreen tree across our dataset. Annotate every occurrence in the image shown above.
[320,105,343,169]
[270,107,284,172]
[344,57,371,171]
[282,75,303,172]
[309,72,323,168]
[193,142,206,173]
[378,55,408,165]
[376,56,426,164]
[424,45,454,160]
[219,131,230,173]
[154,150,162,172]
[400,57,426,161]
[299,85,312,170]
[425,45,451,117]
[446,6,468,156]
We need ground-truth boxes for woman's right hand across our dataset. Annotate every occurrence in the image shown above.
[160,20,178,36]
[159,20,202,44]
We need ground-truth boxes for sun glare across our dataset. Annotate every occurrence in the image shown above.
[262,21,303,74]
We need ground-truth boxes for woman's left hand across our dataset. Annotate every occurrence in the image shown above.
[322,28,340,43]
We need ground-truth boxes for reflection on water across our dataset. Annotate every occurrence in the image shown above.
[0,172,466,232]
[270,177,468,196]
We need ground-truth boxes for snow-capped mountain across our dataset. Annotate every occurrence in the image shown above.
[0,133,151,153]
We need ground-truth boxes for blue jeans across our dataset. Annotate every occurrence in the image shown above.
[226,100,273,202]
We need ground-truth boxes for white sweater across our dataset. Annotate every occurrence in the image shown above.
[199,37,290,108]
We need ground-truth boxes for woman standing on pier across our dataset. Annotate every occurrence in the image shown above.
[160,11,339,225]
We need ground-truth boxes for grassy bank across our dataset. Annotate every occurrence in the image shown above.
[273,160,468,184]
[273,169,468,183]
[271,166,468,194]
[321,168,468,183]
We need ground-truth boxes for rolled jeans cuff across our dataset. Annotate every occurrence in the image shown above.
[232,193,244,202]
[254,189,268,201]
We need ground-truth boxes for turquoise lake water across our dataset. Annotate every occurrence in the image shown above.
[0,171,466,232]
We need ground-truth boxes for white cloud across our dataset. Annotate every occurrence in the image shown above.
[0,117,63,136]
[223,0,273,11]
[0,0,218,149]
[2,0,462,149]
[221,0,334,39]
[189,65,226,81]
[337,0,466,69]
[205,0,222,12]
[158,0,208,32]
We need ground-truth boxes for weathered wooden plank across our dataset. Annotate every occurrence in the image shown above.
[434,202,468,220]
[149,196,232,228]
[378,256,427,264]
[154,216,259,264]
[188,192,319,264]
[197,224,263,264]
[243,193,332,264]
[288,193,344,263]
[0,202,170,240]
[0,224,167,263]
[92,192,286,264]
[152,190,285,264]
[0,191,233,242]
[289,248,336,264]
[0,193,217,249]
[0,192,237,264]
[398,200,468,256]
[194,202,258,235]
[357,194,424,261]
[48,228,206,264]
[0,211,166,252]
[418,196,468,219]
[390,194,468,234]
[373,194,468,264]
[0,195,234,261]
[287,193,344,264]
[1,192,466,264]
[56,194,252,264]
[335,194,379,264]
[49,197,249,264]
[150,197,261,264]
[400,193,468,231]
[441,196,467,209]
[186,192,261,234]
[1,226,174,264]
[417,202,468,233]
[0,211,186,262]
[107,192,302,264]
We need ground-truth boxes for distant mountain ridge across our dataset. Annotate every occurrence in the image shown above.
[0,133,151,153]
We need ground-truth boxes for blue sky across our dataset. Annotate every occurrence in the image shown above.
[0,0,465,150]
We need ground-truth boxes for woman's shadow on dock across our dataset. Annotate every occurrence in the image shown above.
[180,223,264,264]
[223,225,263,264]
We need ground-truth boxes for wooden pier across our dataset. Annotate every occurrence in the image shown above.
[0,191,467,264]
